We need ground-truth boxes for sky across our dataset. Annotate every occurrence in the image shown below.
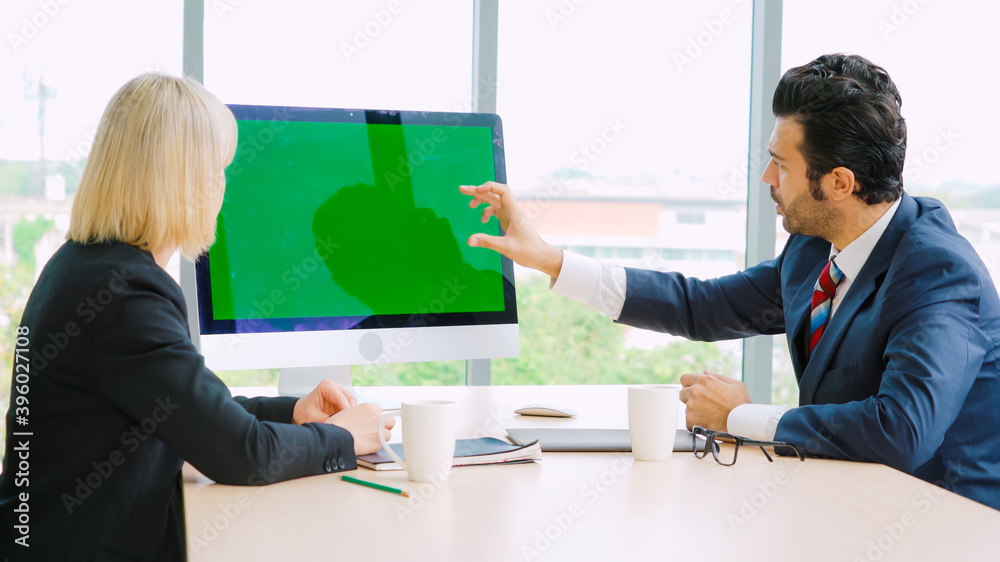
[1,0,998,191]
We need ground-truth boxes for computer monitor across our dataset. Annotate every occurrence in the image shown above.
[179,106,519,396]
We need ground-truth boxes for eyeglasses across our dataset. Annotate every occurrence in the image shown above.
[691,426,805,466]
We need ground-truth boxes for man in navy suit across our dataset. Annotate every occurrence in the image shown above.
[460,53,1000,510]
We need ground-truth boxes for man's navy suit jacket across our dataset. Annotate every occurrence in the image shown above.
[618,194,1000,510]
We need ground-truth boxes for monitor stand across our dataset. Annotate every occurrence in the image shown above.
[277,366,400,410]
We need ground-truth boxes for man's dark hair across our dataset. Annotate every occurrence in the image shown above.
[772,53,906,205]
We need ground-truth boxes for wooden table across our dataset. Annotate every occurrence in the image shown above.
[183,385,1000,561]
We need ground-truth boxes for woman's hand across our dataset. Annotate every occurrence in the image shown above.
[326,403,396,455]
[292,380,357,425]
[459,181,564,280]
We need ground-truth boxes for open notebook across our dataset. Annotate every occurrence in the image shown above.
[358,437,542,471]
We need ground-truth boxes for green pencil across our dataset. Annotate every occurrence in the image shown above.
[341,475,410,497]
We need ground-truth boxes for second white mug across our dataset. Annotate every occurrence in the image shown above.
[628,385,681,461]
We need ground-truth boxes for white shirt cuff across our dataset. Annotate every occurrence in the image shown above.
[549,250,627,320]
[550,250,600,302]
[727,403,791,441]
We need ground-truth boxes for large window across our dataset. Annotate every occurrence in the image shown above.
[0,0,182,465]
[491,1,752,385]
[773,0,1000,405]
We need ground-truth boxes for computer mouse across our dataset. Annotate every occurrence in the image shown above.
[514,404,579,418]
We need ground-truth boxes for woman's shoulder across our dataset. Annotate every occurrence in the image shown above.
[32,241,185,316]
[51,241,174,283]
[20,241,190,377]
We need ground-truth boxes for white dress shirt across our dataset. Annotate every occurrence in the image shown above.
[551,198,901,440]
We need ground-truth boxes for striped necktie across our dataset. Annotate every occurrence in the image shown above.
[809,259,844,355]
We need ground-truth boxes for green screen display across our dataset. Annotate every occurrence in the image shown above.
[207,118,505,322]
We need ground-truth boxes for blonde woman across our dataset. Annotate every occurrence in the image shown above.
[0,73,393,561]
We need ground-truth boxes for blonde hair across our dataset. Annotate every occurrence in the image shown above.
[68,72,237,260]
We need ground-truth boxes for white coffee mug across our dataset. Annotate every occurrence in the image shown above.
[628,385,681,461]
[378,400,457,482]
